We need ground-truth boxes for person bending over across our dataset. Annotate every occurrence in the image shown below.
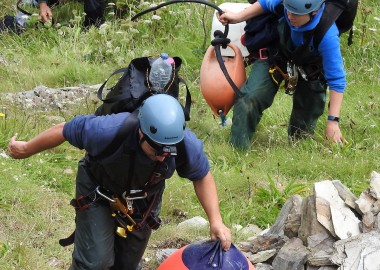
[8,94,231,270]
[218,0,347,150]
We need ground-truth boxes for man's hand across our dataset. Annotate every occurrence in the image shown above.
[210,221,232,251]
[8,135,30,159]
[325,121,347,144]
[8,123,66,160]
[39,2,53,23]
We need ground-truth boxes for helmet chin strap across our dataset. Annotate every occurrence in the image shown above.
[308,13,313,22]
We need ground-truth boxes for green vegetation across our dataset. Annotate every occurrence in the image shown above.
[0,0,379,269]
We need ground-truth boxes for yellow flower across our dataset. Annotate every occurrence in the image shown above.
[0,113,5,117]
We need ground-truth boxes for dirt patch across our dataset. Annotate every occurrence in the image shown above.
[152,237,192,249]
[142,237,192,269]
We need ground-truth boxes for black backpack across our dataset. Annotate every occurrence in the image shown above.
[95,56,191,120]
[242,3,283,53]
[243,0,359,53]
[312,0,358,47]
[90,56,191,161]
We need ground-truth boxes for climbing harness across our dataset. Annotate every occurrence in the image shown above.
[60,159,167,247]
[269,61,299,95]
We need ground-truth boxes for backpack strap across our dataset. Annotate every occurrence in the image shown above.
[92,110,139,161]
[313,2,352,48]
[97,67,134,103]
[179,77,192,121]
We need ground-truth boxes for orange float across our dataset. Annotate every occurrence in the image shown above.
[200,43,246,118]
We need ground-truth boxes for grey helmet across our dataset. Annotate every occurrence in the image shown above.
[284,0,324,15]
[138,94,185,145]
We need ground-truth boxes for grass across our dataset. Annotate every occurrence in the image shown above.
[1,0,380,269]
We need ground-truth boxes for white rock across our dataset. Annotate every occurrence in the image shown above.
[0,151,9,159]
[369,171,380,199]
[177,216,209,229]
[314,181,360,240]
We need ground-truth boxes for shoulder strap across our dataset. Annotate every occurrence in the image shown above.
[178,77,192,121]
[274,2,284,16]
[93,110,139,161]
[97,67,133,103]
[175,140,188,167]
[313,2,345,48]
[287,2,345,61]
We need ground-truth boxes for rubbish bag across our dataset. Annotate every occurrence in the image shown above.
[157,239,255,270]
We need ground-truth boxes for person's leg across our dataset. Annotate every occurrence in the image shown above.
[83,0,105,28]
[111,228,152,270]
[110,186,165,270]
[230,60,279,150]
[70,159,115,270]
[288,79,327,138]
[48,0,61,6]
[71,204,115,270]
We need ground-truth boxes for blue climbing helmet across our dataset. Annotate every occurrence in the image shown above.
[138,94,186,145]
[284,0,325,15]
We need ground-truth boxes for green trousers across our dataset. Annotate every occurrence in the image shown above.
[231,60,327,150]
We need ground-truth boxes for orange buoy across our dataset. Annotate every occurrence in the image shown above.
[157,246,188,270]
[200,43,246,118]
[157,240,255,270]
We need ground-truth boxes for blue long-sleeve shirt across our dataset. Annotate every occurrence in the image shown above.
[63,112,210,181]
[258,0,346,92]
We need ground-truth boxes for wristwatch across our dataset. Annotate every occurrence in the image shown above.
[327,115,340,122]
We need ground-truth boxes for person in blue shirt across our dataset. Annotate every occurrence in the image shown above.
[8,94,232,270]
[218,0,347,150]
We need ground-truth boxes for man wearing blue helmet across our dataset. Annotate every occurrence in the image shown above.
[8,94,232,270]
[218,0,347,150]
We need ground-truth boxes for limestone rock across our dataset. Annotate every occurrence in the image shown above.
[332,180,357,210]
[314,181,360,239]
[369,171,380,199]
[272,237,309,270]
[330,231,380,270]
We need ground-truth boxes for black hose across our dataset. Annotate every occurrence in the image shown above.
[214,42,243,98]
[131,0,229,38]
[17,0,33,16]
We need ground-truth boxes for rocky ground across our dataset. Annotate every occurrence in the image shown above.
[1,84,100,118]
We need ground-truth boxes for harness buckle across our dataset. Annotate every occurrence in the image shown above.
[95,186,115,203]
[285,62,298,95]
[124,190,148,201]
[70,189,101,211]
